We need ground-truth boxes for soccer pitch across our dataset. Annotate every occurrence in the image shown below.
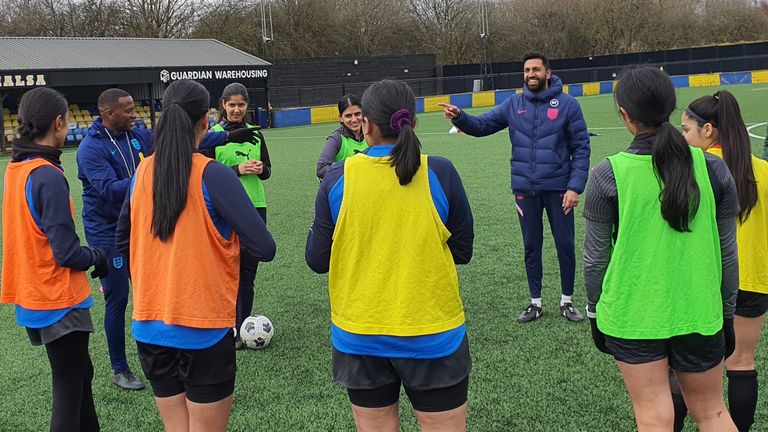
[0,83,766,431]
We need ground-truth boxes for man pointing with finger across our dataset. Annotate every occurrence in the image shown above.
[440,51,590,324]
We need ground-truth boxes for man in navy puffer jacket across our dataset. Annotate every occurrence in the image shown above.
[441,51,590,324]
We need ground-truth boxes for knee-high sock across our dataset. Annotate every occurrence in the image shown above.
[672,391,687,432]
[728,370,758,432]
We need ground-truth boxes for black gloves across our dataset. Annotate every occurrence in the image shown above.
[589,316,611,355]
[226,127,260,144]
[723,317,735,359]
[90,248,109,279]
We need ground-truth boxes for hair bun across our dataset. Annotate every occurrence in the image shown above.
[18,121,34,137]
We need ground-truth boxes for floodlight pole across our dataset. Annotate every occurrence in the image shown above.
[479,1,493,90]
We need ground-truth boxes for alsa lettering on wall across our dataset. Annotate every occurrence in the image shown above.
[160,69,268,83]
[0,74,47,88]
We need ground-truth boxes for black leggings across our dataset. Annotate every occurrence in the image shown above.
[45,331,99,432]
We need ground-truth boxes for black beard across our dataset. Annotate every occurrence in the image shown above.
[525,78,544,93]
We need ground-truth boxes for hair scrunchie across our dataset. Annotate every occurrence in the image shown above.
[390,109,413,131]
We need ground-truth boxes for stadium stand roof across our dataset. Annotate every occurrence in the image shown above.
[0,37,272,151]
[0,37,271,71]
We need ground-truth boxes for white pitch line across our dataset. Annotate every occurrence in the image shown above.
[750,87,768,91]
[747,122,767,140]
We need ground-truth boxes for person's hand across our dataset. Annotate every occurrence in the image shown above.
[226,127,256,143]
[723,317,735,359]
[90,248,109,279]
[562,190,580,215]
[437,103,460,120]
[252,160,264,175]
[238,160,260,175]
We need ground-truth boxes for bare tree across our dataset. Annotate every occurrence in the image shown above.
[408,0,480,63]
[123,0,199,38]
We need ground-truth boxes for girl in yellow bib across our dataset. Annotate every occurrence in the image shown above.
[680,90,767,432]
[306,80,474,432]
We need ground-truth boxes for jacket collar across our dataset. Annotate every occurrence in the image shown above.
[88,117,127,140]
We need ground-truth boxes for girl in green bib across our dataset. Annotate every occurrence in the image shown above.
[210,83,272,350]
[583,66,739,432]
[316,94,366,180]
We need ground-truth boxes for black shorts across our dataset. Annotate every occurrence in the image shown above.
[333,336,471,412]
[136,333,236,403]
[735,290,768,318]
[604,330,724,373]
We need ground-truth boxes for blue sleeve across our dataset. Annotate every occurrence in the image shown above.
[564,100,591,193]
[305,164,344,273]
[115,176,135,257]
[198,131,228,152]
[76,138,131,205]
[427,157,474,264]
[451,97,512,137]
[29,166,101,271]
[203,162,276,262]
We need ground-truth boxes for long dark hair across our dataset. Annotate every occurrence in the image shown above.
[338,94,361,115]
[687,91,756,223]
[217,82,249,123]
[152,79,210,241]
[361,80,420,185]
[615,66,700,232]
[17,87,68,139]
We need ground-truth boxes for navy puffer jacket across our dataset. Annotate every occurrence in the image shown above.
[452,75,590,194]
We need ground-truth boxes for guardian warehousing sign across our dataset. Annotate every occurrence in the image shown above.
[160,68,269,83]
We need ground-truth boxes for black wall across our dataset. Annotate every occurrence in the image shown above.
[268,54,436,107]
[442,41,768,93]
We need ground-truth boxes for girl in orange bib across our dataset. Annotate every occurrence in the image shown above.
[1,87,108,432]
[115,80,275,432]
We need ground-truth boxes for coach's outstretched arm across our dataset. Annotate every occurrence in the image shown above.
[438,98,512,137]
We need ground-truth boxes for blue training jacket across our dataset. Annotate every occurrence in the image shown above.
[452,75,591,194]
[76,117,227,247]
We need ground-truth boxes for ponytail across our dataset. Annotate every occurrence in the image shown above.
[687,91,756,222]
[615,66,700,232]
[652,122,700,232]
[391,120,421,185]
[361,80,421,185]
[151,80,210,241]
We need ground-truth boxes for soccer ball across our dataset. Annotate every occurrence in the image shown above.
[239,315,274,349]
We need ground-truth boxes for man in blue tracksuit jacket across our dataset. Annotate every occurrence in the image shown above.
[76,88,256,390]
[440,51,590,324]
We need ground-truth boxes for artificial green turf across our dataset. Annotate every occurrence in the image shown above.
[0,83,766,431]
